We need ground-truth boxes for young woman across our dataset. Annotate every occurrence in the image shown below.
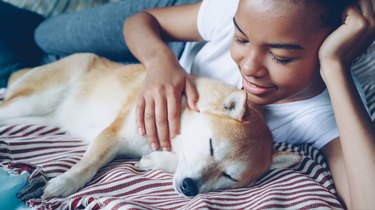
[124,0,375,208]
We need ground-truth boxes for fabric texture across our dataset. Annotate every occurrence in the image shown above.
[352,42,375,125]
[0,0,119,17]
[179,0,242,88]
[0,0,119,88]
[264,90,339,149]
[0,124,344,209]
[34,0,201,63]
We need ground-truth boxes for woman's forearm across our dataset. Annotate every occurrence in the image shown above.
[321,61,375,208]
[123,11,180,68]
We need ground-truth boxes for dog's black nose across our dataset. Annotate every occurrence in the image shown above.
[180,178,198,197]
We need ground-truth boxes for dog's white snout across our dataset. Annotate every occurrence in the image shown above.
[180,177,199,197]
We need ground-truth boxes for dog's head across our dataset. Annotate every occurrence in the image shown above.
[173,79,300,197]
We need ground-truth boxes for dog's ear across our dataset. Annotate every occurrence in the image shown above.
[222,90,247,121]
[269,151,301,170]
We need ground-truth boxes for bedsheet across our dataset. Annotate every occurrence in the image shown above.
[0,124,344,210]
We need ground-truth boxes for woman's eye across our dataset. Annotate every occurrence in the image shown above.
[233,35,248,45]
[271,56,294,65]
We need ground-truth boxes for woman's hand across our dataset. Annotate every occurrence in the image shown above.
[319,0,375,69]
[124,2,203,152]
[136,63,199,151]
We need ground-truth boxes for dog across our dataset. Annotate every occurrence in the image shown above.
[0,53,300,198]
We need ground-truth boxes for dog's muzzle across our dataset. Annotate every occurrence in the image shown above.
[180,177,198,197]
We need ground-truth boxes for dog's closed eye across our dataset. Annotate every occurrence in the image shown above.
[209,138,238,183]
[209,138,214,156]
[222,172,238,182]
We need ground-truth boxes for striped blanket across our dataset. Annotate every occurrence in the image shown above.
[0,124,344,209]
[352,42,375,124]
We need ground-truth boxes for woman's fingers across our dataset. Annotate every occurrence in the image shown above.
[167,88,181,141]
[357,0,375,39]
[136,68,197,152]
[346,5,371,57]
[185,77,199,112]
[358,0,375,18]
[139,86,181,152]
[349,1,375,58]
[144,97,159,151]
[154,92,170,151]
[136,97,146,136]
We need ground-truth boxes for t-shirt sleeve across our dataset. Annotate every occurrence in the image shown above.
[282,103,339,150]
[197,0,239,41]
[307,109,339,149]
[292,92,339,149]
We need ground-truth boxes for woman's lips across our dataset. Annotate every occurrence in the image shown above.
[242,78,276,96]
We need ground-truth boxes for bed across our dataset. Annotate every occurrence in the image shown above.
[0,1,374,208]
[0,48,374,209]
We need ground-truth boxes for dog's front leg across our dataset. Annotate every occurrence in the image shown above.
[137,151,179,173]
[42,128,120,199]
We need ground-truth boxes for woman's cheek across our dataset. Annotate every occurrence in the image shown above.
[230,43,242,66]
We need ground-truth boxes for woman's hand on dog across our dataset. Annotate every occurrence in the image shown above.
[137,63,199,151]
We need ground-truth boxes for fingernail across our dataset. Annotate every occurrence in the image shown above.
[151,143,157,151]
[162,146,169,152]
[138,128,145,136]
[171,133,179,140]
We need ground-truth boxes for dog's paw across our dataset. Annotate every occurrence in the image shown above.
[137,154,153,171]
[42,174,82,199]
[137,151,178,173]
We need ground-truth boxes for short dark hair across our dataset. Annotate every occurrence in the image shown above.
[300,0,355,29]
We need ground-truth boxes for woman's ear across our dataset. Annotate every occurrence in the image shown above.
[269,151,301,170]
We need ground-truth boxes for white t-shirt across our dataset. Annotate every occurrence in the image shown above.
[179,0,242,89]
[179,0,341,149]
[263,90,338,149]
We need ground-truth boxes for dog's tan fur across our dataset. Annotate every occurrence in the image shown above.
[0,53,300,198]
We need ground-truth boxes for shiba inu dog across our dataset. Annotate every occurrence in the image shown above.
[0,53,300,198]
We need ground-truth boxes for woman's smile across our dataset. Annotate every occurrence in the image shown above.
[242,77,277,96]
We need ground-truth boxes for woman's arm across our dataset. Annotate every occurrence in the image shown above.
[320,1,375,208]
[123,3,202,151]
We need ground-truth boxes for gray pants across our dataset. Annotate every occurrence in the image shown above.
[35,0,201,63]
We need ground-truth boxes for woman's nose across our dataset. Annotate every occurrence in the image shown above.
[240,51,267,78]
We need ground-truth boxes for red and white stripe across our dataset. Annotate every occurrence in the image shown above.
[0,125,344,209]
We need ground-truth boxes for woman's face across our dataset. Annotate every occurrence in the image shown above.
[231,0,332,105]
